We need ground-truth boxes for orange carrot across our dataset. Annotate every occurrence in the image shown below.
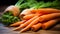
[19,9,32,20]
[19,9,37,19]
[10,20,26,27]
[31,8,60,15]
[31,23,42,31]
[39,13,60,22]
[38,8,60,15]
[23,14,36,20]
[42,18,60,30]
[13,15,39,31]
[20,16,41,32]
[4,5,20,16]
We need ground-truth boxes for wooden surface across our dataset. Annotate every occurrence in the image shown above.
[0,23,60,34]
[0,6,60,34]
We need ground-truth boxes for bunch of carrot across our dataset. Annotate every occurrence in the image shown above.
[10,8,60,33]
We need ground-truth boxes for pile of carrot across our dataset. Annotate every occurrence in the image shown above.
[10,8,60,33]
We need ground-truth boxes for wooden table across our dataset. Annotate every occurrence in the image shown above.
[0,23,60,34]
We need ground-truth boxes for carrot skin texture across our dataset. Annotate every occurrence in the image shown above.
[13,15,39,31]
[39,13,60,22]
[31,23,42,31]
[23,14,36,20]
[19,15,39,28]
[20,16,41,32]
[31,8,60,14]
[10,20,26,27]
[38,8,60,14]
[42,18,60,29]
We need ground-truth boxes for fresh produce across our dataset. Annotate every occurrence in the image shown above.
[3,0,25,16]
[20,9,34,19]
[31,23,42,31]
[32,8,60,14]
[4,0,38,16]
[10,20,26,27]
[0,0,24,26]
[0,0,38,26]
[13,15,39,31]
[39,13,60,22]
[42,18,60,29]
[20,16,41,32]
[23,14,36,20]
[1,0,60,33]
[4,5,20,16]
[20,8,60,18]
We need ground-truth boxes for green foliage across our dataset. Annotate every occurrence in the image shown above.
[38,0,60,9]
[1,12,20,26]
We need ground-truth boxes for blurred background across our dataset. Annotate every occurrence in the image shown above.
[0,0,59,12]
[0,0,18,5]
[0,0,17,12]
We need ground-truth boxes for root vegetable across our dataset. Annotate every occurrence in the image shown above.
[42,18,60,29]
[23,14,36,20]
[32,8,60,15]
[39,13,60,22]
[31,23,42,31]
[20,16,41,32]
[19,9,37,19]
[13,15,39,31]
[4,5,20,16]
[10,20,26,27]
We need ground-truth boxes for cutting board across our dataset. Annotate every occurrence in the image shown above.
[0,5,60,34]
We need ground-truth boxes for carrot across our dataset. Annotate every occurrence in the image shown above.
[19,9,32,20]
[4,5,20,16]
[31,23,42,31]
[31,8,60,15]
[13,15,39,31]
[10,20,26,27]
[19,9,37,19]
[23,14,36,20]
[20,9,32,17]
[39,13,60,22]
[42,18,60,30]
[20,9,37,15]
[20,16,41,32]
